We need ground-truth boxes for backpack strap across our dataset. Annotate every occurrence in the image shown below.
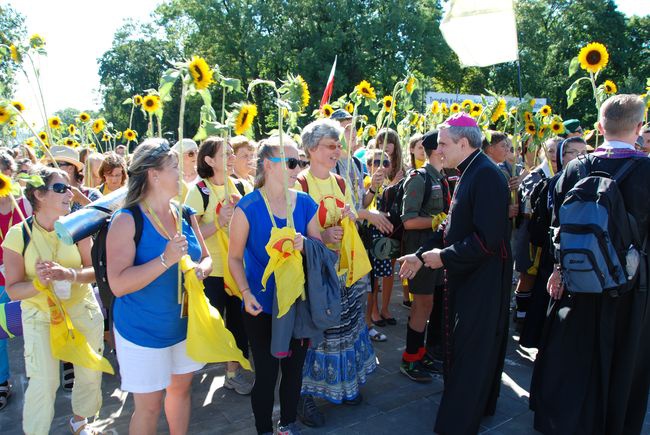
[576,154,591,180]
[417,168,433,209]
[296,174,309,194]
[233,179,246,196]
[195,180,210,212]
[21,216,34,256]
[125,205,145,246]
[332,173,347,195]
[612,158,643,185]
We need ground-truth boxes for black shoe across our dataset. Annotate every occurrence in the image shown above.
[297,395,325,427]
[62,362,74,392]
[343,393,363,406]
[0,381,10,411]
[420,354,443,375]
[401,300,412,308]
[400,360,432,383]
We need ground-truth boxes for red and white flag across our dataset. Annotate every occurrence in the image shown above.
[319,56,337,108]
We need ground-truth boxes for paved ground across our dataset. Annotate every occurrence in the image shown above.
[2,281,649,434]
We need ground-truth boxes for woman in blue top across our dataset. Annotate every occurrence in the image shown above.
[229,135,321,435]
[106,139,212,435]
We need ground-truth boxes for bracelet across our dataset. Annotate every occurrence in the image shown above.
[160,253,170,269]
[368,187,376,195]
[68,268,77,283]
[240,287,251,295]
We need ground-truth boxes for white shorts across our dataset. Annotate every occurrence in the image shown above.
[114,327,204,393]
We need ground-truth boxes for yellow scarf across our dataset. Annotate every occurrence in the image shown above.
[339,217,372,287]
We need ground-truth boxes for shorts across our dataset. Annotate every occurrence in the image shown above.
[114,328,204,393]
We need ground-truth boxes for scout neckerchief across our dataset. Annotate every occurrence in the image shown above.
[143,201,185,307]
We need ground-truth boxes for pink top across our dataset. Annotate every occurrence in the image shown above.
[0,197,28,286]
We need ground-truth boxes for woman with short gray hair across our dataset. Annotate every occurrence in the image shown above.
[300,118,342,157]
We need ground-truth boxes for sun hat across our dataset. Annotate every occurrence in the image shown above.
[42,146,84,171]
[172,138,199,153]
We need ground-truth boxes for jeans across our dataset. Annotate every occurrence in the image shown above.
[0,287,9,383]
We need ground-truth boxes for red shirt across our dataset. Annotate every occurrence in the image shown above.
[0,197,28,286]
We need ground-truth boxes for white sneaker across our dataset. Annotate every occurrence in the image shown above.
[69,417,100,435]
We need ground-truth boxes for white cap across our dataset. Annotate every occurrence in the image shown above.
[172,138,198,153]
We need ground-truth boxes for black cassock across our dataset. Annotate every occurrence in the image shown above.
[530,153,650,435]
[434,150,512,435]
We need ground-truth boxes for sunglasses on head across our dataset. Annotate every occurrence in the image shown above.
[267,157,310,169]
[46,183,72,194]
[369,159,390,168]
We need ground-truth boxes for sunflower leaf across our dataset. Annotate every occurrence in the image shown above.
[9,183,22,197]
[248,79,276,96]
[566,77,589,108]
[276,98,292,110]
[203,121,228,136]
[159,70,180,101]
[17,173,45,187]
[122,98,133,105]
[198,89,212,108]
[221,78,241,93]
[193,126,207,141]
[568,57,580,77]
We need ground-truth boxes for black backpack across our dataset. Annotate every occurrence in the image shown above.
[527,175,554,248]
[556,156,643,296]
[195,179,246,211]
[91,204,193,300]
[380,168,432,241]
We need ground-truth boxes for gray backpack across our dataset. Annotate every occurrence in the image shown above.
[557,157,643,296]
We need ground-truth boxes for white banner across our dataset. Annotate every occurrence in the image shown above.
[440,0,519,67]
[425,92,547,112]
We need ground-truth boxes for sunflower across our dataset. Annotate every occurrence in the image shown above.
[490,99,506,123]
[321,104,334,118]
[355,80,376,100]
[92,119,105,134]
[470,103,482,117]
[461,99,473,111]
[430,101,440,114]
[38,131,48,142]
[124,129,137,142]
[525,123,536,135]
[25,138,35,148]
[89,143,97,151]
[450,103,461,114]
[383,96,394,113]
[133,95,143,106]
[78,112,90,123]
[64,137,75,147]
[9,44,19,62]
[524,111,533,123]
[357,127,363,138]
[537,125,548,139]
[68,124,77,135]
[298,75,310,108]
[578,42,609,74]
[101,134,110,142]
[8,120,16,127]
[0,173,12,198]
[529,99,536,107]
[405,76,416,94]
[409,112,419,126]
[142,95,161,113]
[29,34,45,49]
[539,105,552,117]
[0,106,10,124]
[441,103,449,115]
[282,108,289,119]
[234,104,258,135]
[550,120,565,134]
[367,125,377,137]
[345,102,354,114]
[603,80,617,94]
[116,131,123,139]
[188,56,214,90]
[11,101,24,112]
[48,116,62,129]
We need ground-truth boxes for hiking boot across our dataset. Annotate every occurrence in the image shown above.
[277,422,301,435]
[224,369,254,395]
[400,360,432,383]
[420,354,443,375]
[297,395,325,427]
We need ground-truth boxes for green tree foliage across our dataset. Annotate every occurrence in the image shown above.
[97,0,649,139]
[0,4,27,98]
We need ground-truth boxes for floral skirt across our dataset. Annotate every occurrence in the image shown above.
[301,274,377,403]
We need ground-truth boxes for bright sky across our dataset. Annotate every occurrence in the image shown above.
[6,0,650,127]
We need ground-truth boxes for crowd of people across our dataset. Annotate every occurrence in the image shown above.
[0,93,649,435]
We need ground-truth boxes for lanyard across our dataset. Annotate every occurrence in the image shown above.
[306,172,342,227]
[143,201,178,240]
[260,188,294,229]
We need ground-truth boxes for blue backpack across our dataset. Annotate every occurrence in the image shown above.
[557,156,643,296]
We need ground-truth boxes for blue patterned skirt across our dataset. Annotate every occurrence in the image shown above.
[301,274,377,403]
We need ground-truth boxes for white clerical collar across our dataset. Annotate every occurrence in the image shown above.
[540,160,552,178]
[601,140,635,150]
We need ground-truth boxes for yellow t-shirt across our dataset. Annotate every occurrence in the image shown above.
[363,175,386,211]
[185,177,250,277]
[295,171,356,251]
[2,220,93,312]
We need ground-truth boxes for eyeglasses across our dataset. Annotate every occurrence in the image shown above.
[185,150,196,158]
[46,183,72,194]
[321,143,343,151]
[267,157,310,169]
[47,161,72,168]
[369,159,390,168]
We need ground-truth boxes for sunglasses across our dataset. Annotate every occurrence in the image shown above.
[267,157,310,169]
[47,161,72,168]
[185,150,196,157]
[46,183,72,194]
[369,159,390,168]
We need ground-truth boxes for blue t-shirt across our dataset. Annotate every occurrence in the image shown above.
[112,205,201,348]
[237,190,318,314]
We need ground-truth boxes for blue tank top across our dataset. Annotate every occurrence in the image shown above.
[112,205,201,348]
[237,190,318,314]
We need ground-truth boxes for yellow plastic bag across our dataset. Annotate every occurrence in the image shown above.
[33,279,114,374]
[181,256,251,370]
[261,227,305,318]
[214,227,242,299]
[339,217,372,287]
[431,212,447,231]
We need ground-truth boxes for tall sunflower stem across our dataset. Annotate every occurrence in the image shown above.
[157,114,162,139]
[589,72,601,148]
[276,98,293,229]
[221,86,230,200]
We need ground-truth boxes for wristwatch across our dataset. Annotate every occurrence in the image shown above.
[415,250,425,264]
